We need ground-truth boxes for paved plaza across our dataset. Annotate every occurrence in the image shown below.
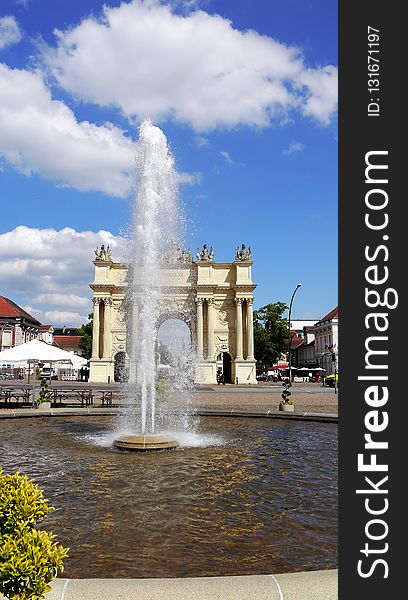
[191,383,338,415]
[0,381,337,414]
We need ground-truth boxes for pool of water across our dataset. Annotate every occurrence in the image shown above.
[0,416,337,578]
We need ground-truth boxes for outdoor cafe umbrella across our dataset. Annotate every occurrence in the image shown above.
[0,339,87,404]
[0,339,87,368]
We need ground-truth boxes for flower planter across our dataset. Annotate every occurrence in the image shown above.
[279,403,295,412]
[38,401,52,410]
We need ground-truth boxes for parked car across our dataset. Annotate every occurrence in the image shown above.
[39,367,58,380]
[324,373,338,387]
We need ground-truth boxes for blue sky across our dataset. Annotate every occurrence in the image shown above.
[0,0,337,326]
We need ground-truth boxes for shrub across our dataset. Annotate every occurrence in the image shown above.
[0,525,68,600]
[155,378,170,403]
[0,468,69,600]
[280,380,294,405]
[0,470,51,536]
[37,380,51,405]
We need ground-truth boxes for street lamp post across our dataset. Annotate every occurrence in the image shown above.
[288,283,301,382]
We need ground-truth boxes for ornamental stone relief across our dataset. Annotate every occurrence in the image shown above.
[217,310,229,327]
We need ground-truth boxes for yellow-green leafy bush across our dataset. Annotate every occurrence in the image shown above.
[155,379,170,403]
[0,468,69,600]
[0,470,51,536]
[37,380,51,405]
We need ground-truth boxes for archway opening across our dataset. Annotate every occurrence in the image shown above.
[156,319,192,386]
[114,351,128,382]
[216,352,233,384]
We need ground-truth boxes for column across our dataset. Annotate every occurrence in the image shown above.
[207,298,215,359]
[246,298,255,359]
[103,298,112,358]
[235,298,243,359]
[127,299,139,385]
[196,298,204,359]
[130,299,139,360]
[91,297,100,359]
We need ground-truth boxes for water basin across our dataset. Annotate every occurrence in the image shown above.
[0,415,337,578]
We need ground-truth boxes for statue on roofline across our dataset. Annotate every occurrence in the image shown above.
[160,238,192,265]
[196,244,215,261]
[94,244,112,261]
[235,244,252,261]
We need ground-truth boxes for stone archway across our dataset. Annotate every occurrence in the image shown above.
[89,243,257,385]
[157,318,192,358]
[114,351,128,382]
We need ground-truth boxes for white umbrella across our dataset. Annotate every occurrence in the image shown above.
[0,340,87,405]
[297,367,311,371]
[0,339,87,366]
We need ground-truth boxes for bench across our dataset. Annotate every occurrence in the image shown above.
[0,387,32,408]
[52,389,93,407]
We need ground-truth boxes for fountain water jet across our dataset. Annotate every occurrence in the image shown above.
[114,120,185,451]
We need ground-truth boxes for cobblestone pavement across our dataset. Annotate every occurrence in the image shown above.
[1,382,338,414]
[190,385,338,414]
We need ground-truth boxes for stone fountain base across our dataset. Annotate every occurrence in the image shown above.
[113,434,179,451]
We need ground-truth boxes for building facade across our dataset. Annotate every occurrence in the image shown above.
[314,307,339,375]
[53,327,83,356]
[38,325,54,345]
[292,326,316,367]
[0,296,41,351]
[89,244,257,385]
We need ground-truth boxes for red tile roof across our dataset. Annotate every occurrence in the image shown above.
[0,296,41,325]
[54,336,82,348]
[316,306,338,324]
[285,336,305,350]
[291,337,304,350]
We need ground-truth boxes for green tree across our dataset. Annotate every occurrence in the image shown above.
[78,313,93,359]
[254,302,289,371]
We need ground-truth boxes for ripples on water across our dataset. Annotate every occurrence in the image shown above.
[0,416,337,578]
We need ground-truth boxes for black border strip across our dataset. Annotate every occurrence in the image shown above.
[339,1,404,597]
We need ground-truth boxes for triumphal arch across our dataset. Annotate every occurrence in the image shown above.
[89,243,257,385]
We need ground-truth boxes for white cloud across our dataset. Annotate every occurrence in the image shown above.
[41,0,337,130]
[282,140,305,156]
[220,150,244,166]
[21,306,88,327]
[32,294,90,308]
[0,64,202,196]
[0,64,138,197]
[0,16,22,50]
[44,310,88,326]
[177,171,202,185]
[0,226,127,326]
[194,135,209,148]
[297,66,338,125]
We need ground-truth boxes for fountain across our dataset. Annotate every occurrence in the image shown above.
[114,120,186,451]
